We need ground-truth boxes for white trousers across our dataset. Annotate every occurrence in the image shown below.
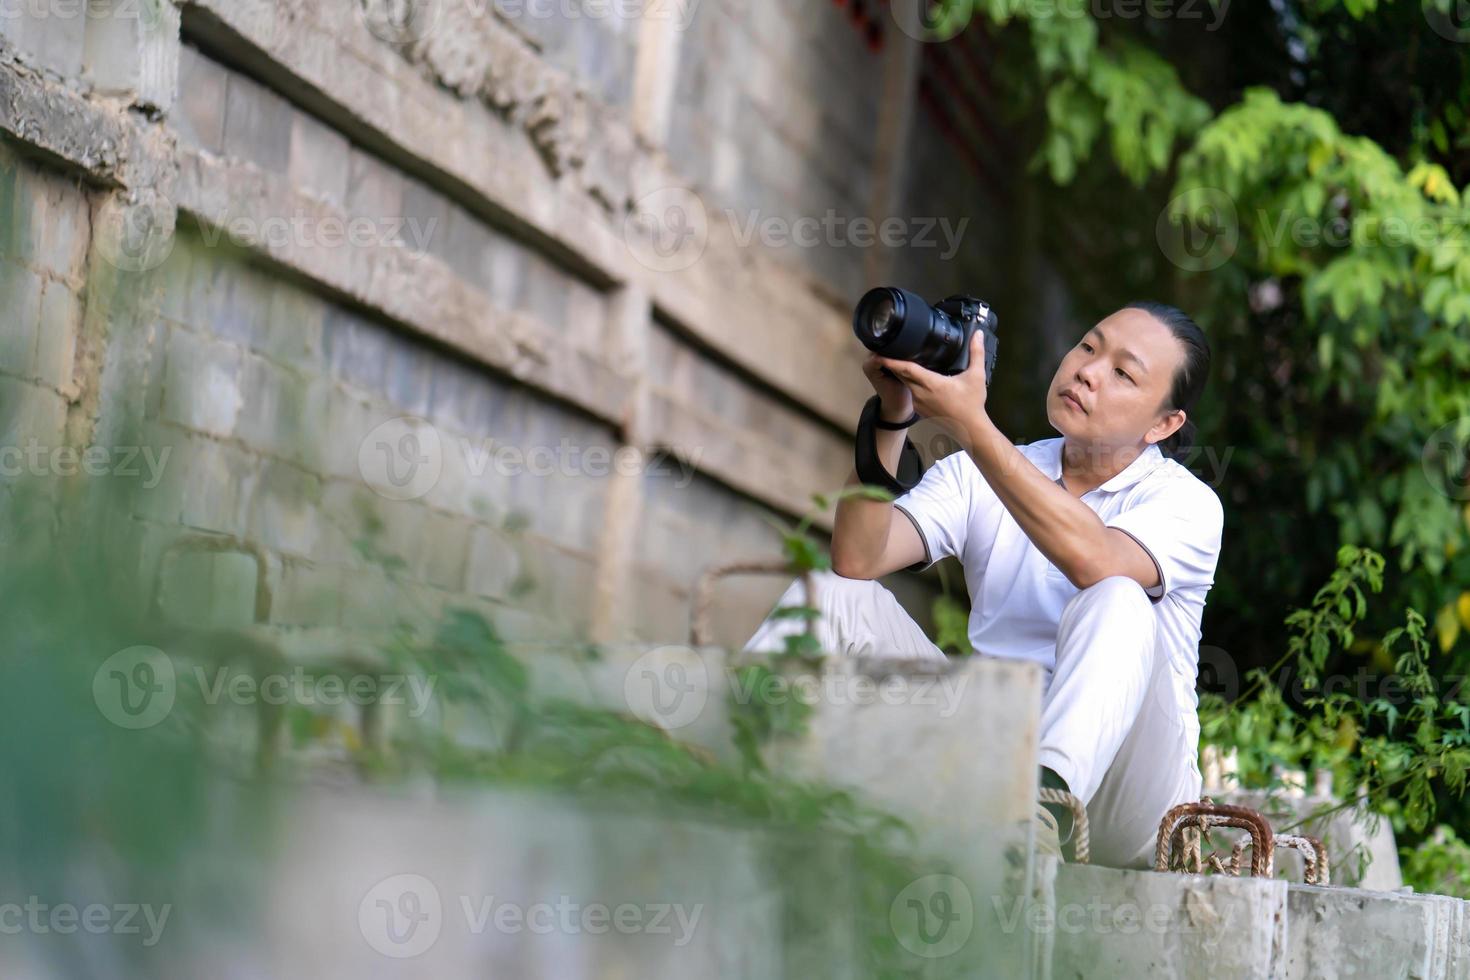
[741,571,1202,869]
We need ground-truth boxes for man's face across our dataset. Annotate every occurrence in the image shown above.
[1046,308,1187,449]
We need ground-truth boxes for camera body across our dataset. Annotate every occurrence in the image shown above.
[852,287,999,385]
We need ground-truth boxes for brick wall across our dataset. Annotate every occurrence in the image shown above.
[0,0,1018,652]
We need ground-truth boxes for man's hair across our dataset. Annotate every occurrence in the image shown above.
[1123,301,1210,461]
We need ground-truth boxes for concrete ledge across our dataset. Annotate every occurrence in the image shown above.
[1050,864,1289,979]
[1283,884,1464,980]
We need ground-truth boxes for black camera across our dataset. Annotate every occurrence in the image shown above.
[853,287,999,384]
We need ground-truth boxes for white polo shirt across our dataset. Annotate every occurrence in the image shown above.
[893,438,1223,692]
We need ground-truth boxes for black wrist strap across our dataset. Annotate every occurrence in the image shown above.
[872,406,921,430]
[855,395,926,495]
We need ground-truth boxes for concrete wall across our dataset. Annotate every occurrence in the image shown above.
[0,0,1015,649]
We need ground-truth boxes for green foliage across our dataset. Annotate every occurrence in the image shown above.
[933,0,1210,186]
[1202,547,1470,844]
[1401,824,1470,899]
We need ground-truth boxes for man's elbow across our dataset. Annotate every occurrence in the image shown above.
[830,554,876,580]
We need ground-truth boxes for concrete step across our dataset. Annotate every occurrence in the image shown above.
[1045,861,1470,980]
[1282,882,1468,979]
[528,641,1048,977]
[1045,861,1289,979]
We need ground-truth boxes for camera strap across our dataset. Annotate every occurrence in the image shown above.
[855,395,926,495]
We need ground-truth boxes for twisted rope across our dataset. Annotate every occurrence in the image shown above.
[1038,788,1090,865]
[1234,834,1331,885]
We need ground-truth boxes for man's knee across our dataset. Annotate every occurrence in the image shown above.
[1072,575,1152,613]
[1060,576,1157,645]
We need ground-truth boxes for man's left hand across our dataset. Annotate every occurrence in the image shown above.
[872,330,990,446]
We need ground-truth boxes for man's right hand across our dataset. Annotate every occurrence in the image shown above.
[862,354,915,423]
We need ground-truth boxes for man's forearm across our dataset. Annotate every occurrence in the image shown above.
[962,412,1109,581]
[831,414,909,576]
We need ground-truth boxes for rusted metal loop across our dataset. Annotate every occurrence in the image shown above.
[690,560,813,648]
[1154,801,1276,878]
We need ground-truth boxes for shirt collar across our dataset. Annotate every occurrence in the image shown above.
[1040,439,1165,494]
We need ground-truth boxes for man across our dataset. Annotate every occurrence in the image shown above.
[742,302,1222,868]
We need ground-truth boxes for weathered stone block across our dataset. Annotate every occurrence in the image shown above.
[1051,864,1289,979]
[343,147,404,221]
[0,0,87,78]
[173,45,229,153]
[0,262,43,378]
[34,279,79,393]
[222,69,293,174]
[464,523,522,600]
[288,110,352,210]
[156,548,261,629]
[247,459,323,556]
[161,327,244,437]
[272,558,343,628]
[1283,884,1463,980]
[81,0,180,112]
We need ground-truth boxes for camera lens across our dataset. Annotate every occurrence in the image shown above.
[867,296,899,340]
[857,290,903,343]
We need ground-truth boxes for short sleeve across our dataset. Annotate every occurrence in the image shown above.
[1106,477,1224,602]
[891,451,973,573]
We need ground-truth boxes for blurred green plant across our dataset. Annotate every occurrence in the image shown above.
[929,0,1470,875]
[1201,546,1470,854]
[1401,824,1470,899]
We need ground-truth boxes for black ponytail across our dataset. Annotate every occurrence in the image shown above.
[1123,301,1210,461]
